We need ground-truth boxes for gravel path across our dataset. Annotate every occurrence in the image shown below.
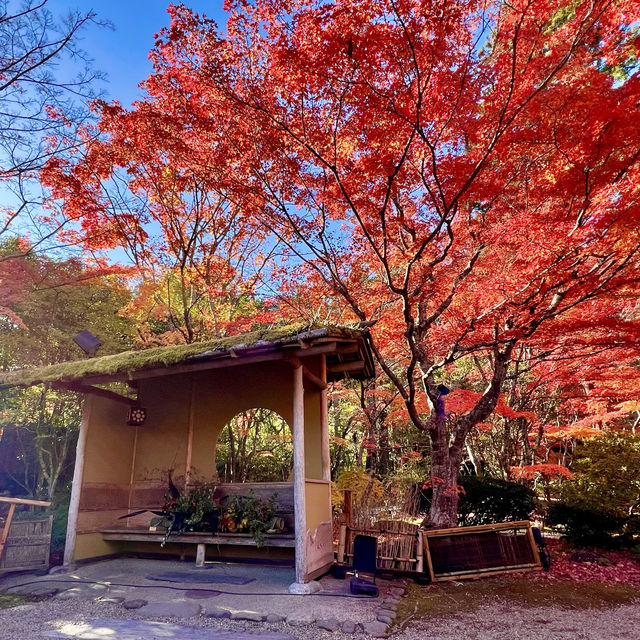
[397,600,640,640]
[1,594,639,639]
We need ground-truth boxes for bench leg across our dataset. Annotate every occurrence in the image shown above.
[196,543,206,567]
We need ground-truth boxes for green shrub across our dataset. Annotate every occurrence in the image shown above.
[457,475,536,526]
[415,475,536,526]
[561,432,640,518]
[548,431,640,546]
[547,502,624,547]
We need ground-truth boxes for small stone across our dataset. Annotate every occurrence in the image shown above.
[230,610,265,622]
[205,606,231,619]
[377,613,394,625]
[341,621,358,634]
[266,614,285,623]
[288,581,322,595]
[363,621,388,637]
[317,618,340,632]
[137,601,202,618]
[122,598,148,610]
[379,602,397,612]
[286,613,317,626]
[388,587,405,597]
[96,596,124,604]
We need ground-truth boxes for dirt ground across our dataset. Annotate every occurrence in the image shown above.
[392,576,640,640]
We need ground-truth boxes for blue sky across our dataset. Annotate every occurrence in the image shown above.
[48,1,229,106]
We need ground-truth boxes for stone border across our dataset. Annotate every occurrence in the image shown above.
[5,577,409,637]
[203,579,409,637]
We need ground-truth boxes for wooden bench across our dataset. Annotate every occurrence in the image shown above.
[101,528,295,566]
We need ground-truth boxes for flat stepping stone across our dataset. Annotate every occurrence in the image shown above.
[266,614,285,623]
[317,618,340,632]
[285,613,316,626]
[7,584,59,597]
[42,618,293,639]
[363,620,388,637]
[231,610,265,621]
[55,584,107,600]
[376,613,394,624]
[205,606,231,618]
[136,601,202,618]
[122,599,147,610]
[341,621,359,634]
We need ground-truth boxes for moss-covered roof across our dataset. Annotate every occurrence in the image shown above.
[0,324,369,389]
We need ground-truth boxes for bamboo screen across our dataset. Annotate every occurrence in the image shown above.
[340,520,423,572]
[423,520,541,581]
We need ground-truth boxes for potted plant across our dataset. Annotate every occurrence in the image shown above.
[150,482,221,545]
[219,491,282,547]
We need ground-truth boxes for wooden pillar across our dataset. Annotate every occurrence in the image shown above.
[320,355,331,482]
[291,363,307,586]
[64,395,93,565]
[185,375,196,489]
[127,425,139,514]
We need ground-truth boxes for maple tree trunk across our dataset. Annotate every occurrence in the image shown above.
[428,421,464,528]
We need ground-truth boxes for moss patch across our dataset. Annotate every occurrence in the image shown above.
[0,323,364,388]
[0,593,37,609]
[394,576,640,628]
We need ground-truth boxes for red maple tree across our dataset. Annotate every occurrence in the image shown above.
[44,0,640,526]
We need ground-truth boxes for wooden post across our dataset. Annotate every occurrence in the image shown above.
[195,543,206,567]
[337,524,347,564]
[343,489,352,527]
[64,395,93,565]
[416,530,424,574]
[0,503,16,564]
[291,363,307,586]
[320,356,331,483]
[127,425,139,518]
[185,375,196,489]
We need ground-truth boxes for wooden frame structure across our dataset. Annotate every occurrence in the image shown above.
[422,520,542,582]
[0,326,374,594]
[0,496,51,573]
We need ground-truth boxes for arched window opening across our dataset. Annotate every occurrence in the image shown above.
[216,408,292,483]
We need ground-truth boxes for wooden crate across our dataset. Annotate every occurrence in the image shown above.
[0,515,54,573]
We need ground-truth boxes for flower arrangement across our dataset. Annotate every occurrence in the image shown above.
[218,491,282,546]
[149,482,284,547]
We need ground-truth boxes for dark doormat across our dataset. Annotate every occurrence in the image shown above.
[147,571,255,585]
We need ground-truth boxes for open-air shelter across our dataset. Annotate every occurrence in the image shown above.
[0,325,374,593]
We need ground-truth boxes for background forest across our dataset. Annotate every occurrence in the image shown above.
[1,0,640,552]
